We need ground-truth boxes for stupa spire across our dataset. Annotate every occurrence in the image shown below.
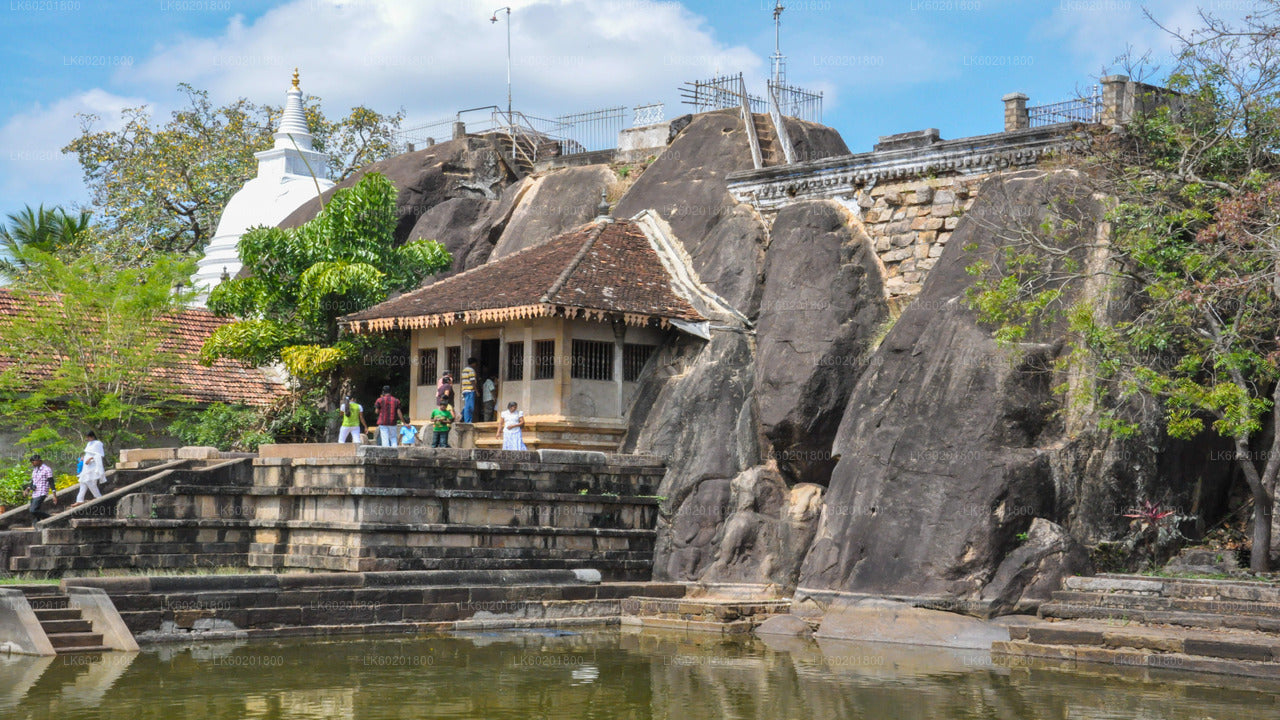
[275,68,313,150]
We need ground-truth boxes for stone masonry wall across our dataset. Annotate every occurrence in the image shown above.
[854,175,986,301]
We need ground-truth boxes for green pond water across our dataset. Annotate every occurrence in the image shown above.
[2,629,1277,719]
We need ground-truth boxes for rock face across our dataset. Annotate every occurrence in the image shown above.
[795,171,1102,601]
[490,165,616,258]
[755,201,889,486]
[979,518,1091,616]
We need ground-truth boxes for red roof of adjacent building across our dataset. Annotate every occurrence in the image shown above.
[343,219,705,333]
[0,288,285,407]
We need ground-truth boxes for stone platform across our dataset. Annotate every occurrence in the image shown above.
[63,569,686,642]
[4,445,666,581]
[993,574,1280,679]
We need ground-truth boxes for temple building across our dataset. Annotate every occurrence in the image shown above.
[192,70,334,299]
[342,213,714,451]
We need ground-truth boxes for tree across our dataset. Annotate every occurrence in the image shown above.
[0,204,91,282]
[967,2,1280,571]
[62,84,404,266]
[0,247,197,464]
[200,172,449,403]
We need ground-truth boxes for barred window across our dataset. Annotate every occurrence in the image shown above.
[506,341,525,381]
[623,344,656,382]
[571,339,614,381]
[417,348,438,386]
[447,346,461,381]
[533,340,556,380]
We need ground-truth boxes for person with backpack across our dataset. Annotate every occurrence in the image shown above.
[374,385,407,447]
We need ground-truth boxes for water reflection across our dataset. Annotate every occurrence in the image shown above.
[1,628,1276,719]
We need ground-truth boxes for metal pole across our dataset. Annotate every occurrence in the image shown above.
[491,7,512,121]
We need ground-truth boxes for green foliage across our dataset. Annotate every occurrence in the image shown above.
[203,172,450,387]
[0,205,92,282]
[0,248,197,453]
[169,389,332,452]
[169,403,270,452]
[61,84,404,266]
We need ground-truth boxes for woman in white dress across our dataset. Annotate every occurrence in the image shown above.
[498,401,527,451]
[73,431,106,507]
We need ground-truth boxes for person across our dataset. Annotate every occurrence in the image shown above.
[25,454,57,522]
[481,374,497,422]
[430,399,454,448]
[72,431,106,507]
[460,357,478,423]
[436,373,454,407]
[498,401,527,451]
[374,386,406,447]
[337,395,366,444]
[398,420,420,446]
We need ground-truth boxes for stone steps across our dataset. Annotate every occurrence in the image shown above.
[62,572,688,640]
[993,572,1280,679]
[16,586,113,655]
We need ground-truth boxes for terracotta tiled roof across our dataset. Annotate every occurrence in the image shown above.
[0,289,285,407]
[343,219,705,333]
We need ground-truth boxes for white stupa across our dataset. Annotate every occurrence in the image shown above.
[193,69,335,301]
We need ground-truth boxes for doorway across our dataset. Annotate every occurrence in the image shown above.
[474,338,501,422]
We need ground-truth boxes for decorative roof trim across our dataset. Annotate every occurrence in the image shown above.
[348,302,672,335]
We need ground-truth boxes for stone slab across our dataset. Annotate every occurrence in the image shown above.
[0,589,55,656]
[258,443,359,459]
[815,599,1010,650]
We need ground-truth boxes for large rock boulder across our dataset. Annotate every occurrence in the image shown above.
[755,201,888,486]
[279,137,516,259]
[979,518,1091,615]
[796,170,1103,600]
[490,165,616,258]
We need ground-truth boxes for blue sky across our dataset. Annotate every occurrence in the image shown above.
[0,0,1227,218]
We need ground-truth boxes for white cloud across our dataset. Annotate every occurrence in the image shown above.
[1041,0,1250,78]
[0,89,147,212]
[125,0,764,130]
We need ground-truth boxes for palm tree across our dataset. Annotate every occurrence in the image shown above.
[0,205,92,283]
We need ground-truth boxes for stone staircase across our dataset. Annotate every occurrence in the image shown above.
[18,585,110,653]
[621,596,791,635]
[993,574,1280,679]
[8,446,665,581]
[752,114,785,167]
[66,569,687,642]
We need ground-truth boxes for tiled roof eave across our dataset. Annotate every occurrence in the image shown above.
[346,302,701,334]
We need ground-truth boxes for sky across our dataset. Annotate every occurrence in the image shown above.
[0,0,1245,219]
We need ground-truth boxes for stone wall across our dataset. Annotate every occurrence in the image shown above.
[854,175,984,301]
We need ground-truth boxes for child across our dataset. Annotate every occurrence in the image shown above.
[398,421,419,446]
[430,399,454,448]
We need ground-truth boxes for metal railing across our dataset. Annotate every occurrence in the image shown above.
[632,102,665,127]
[767,86,797,165]
[680,73,767,115]
[1028,85,1101,127]
[555,106,626,154]
[768,79,823,124]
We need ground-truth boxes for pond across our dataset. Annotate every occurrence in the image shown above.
[2,629,1276,719]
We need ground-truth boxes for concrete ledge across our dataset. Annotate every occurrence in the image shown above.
[815,599,1011,650]
[66,586,139,652]
[259,443,359,459]
[0,588,55,656]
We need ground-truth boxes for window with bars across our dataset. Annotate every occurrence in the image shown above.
[506,341,525,381]
[417,348,438,386]
[446,346,461,381]
[533,340,556,380]
[623,344,656,382]
[571,339,614,381]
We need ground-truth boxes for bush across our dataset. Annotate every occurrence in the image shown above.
[0,464,77,508]
[169,403,267,452]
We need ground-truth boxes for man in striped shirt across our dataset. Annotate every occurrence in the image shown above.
[460,357,478,424]
[27,454,57,522]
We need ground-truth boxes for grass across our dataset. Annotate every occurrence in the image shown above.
[0,576,60,585]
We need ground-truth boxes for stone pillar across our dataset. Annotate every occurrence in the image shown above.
[1002,93,1029,132]
[521,323,534,413]
[1100,75,1131,127]
[452,121,467,140]
[612,322,626,418]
